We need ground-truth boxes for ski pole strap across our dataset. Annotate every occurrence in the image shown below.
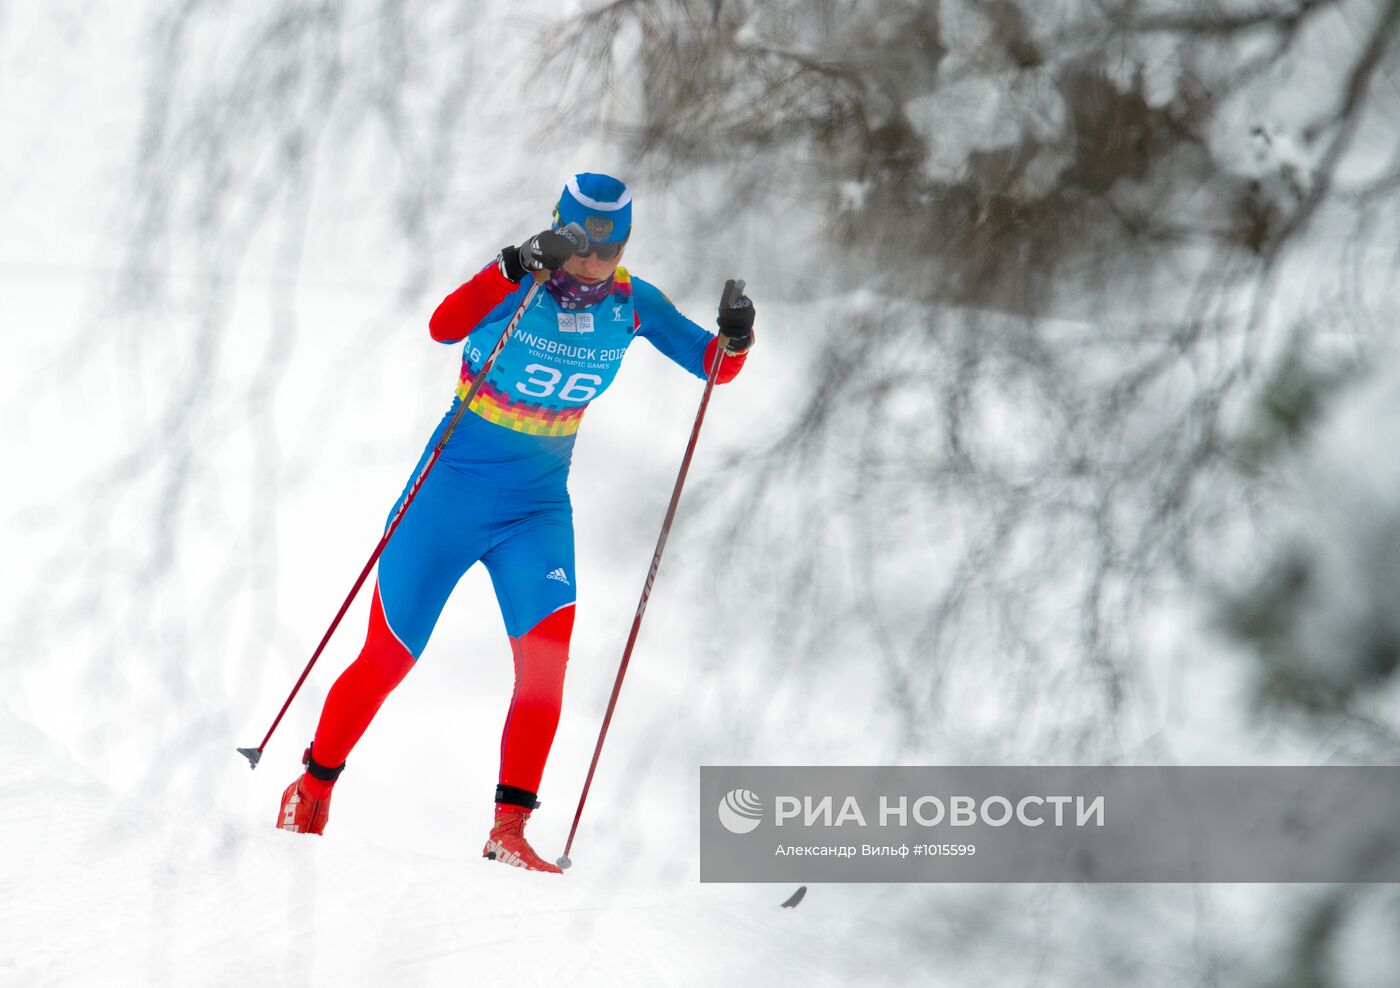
[495,784,541,809]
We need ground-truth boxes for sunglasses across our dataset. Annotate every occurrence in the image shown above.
[552,215,628,260]
[579,239,627,260]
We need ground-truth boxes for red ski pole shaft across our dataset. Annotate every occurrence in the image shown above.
[558,329,731,865]
[238,273,546,769]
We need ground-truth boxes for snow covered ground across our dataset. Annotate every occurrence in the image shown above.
[1,707,857,987]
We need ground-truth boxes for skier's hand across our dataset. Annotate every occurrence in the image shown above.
[498,223,588,282]
[717,278,755,355]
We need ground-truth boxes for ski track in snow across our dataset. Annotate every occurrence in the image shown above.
[0,709,850,987]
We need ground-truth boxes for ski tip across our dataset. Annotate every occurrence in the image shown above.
[780,885,807,909]
[556,854,572,871]
[237,746,262,770]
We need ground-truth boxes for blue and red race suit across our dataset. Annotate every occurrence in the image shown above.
[302,260,747,798]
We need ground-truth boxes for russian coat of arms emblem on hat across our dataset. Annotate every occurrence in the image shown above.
[585,215,614,241]
[554,173,632,244]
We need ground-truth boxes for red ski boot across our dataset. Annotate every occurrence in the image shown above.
[482,788,562,873]
[276,746,343,835]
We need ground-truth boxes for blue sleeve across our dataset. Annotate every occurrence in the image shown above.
[632,276,717,381]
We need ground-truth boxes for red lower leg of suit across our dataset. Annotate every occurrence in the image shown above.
[302,583,572,800]
[497,603,573,794]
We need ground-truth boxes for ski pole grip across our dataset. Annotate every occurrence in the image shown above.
[716,278,748,357]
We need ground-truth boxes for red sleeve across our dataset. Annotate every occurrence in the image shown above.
[702,336,750,384]
[429,260,520,343]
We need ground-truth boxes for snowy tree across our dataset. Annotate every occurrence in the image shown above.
[550,1,1400,980]
[545,0,1400,759]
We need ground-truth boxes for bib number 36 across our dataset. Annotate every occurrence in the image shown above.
[515,364,602,403]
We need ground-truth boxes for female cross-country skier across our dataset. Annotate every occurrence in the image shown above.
[275,172,755,873]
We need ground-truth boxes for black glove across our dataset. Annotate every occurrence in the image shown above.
[717,278,755,355]
[498,222,588,282]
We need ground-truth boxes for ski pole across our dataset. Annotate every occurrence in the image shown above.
[556,279,743,869]
[237,270,548,769]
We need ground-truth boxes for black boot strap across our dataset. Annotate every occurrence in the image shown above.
[303,745,346,782]
[495,784,540,809]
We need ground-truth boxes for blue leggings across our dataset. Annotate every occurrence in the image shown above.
[378,458,577,657]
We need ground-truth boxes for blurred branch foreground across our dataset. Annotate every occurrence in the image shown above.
[549,0,1400,750]
[551,6,1400,974]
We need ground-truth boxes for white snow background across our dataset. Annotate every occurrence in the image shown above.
[2,2,1399,987]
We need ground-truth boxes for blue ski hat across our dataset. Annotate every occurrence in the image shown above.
[552,172,632,245]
